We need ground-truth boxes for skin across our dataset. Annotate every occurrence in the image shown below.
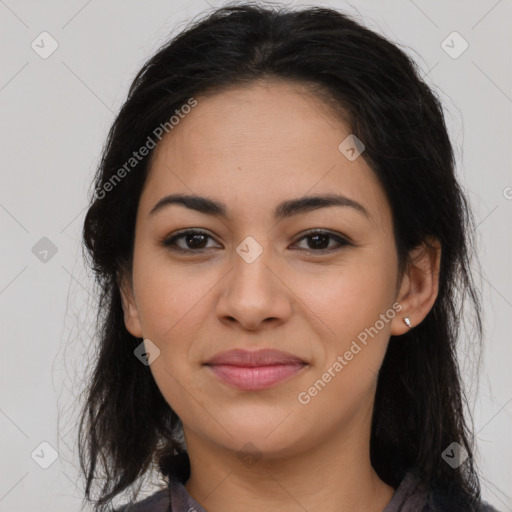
[120,79,441,512]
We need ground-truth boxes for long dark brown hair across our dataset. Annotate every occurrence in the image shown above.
[79,2,484,510]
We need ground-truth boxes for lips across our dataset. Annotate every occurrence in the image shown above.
[205,348,306,366]
[204,349,307,390]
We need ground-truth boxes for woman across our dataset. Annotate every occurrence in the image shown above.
[79,3,500,511]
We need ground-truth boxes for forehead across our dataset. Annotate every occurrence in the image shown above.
[151,80,347,168]
[139,80,391,229]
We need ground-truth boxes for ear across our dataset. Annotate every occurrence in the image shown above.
[118,268,143,339]
[391,236,441,335]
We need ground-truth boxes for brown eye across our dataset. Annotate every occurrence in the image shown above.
[162,230,220,252]
[292,230,351,253]
[162,229,351,254]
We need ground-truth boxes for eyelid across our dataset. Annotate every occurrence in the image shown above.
[161,228,221,251]
[161,228,352,253]
[290,230,352,254]
[292,228,353,247]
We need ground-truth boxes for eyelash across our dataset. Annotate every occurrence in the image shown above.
[161,229,352,254]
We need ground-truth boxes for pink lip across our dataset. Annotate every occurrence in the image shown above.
[204,349,307,390]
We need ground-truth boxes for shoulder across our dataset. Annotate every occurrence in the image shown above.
[476,501,502,512]
[114,488,169,512]
[427,488,503,512]
[394,468,502,512]
[427,491,503,512]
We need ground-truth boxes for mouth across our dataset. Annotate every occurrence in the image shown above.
[204,348,308,391]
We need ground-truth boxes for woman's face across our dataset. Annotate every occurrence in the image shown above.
[121,80,411,458]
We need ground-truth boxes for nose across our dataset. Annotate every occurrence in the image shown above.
[216,246,293,332]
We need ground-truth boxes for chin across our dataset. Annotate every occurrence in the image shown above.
[215,421,310,458]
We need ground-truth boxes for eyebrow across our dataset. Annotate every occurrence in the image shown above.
[148,193,371,221]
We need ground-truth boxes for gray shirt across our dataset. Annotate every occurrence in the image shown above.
[115,461,500,512]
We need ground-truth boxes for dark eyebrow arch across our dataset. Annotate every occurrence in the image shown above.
[148,193,371,220]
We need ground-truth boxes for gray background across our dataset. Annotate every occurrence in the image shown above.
[0,0,510,510]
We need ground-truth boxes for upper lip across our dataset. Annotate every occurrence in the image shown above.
[204,349,306,367]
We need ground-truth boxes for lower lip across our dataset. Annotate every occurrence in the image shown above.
[206,363,306,390]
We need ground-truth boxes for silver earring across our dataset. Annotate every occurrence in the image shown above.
[403,317,411,328]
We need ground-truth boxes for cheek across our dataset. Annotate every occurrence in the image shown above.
[293,256,398,402]
[131,254,222,393]
[132,261,215,427]
[292,257,397,341]
[293,271,395,424]
[132,251,214,340]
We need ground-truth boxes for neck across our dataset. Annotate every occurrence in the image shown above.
[183,413,395,512]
